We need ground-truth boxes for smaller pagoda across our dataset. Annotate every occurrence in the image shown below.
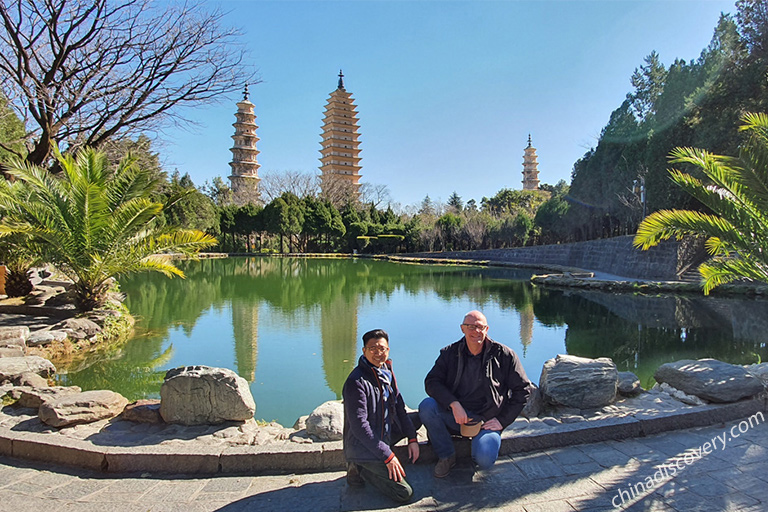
[522,134,540,191]
[228,85,261,205]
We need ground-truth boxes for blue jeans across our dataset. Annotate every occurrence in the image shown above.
[418,397,502,469]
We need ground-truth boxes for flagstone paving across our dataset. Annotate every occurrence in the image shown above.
[0,418,765,511]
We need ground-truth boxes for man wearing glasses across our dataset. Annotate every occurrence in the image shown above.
[343,329,421,503]
[419,310,531,478]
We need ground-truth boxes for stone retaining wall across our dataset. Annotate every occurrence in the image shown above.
[413,236,705,281]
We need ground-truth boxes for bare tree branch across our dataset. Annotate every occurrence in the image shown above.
[0,0,257,167]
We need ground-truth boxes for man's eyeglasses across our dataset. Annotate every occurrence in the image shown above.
[461,323,487,331]
[365,346,389,353]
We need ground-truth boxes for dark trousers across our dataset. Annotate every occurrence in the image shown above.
[349,411,421,503]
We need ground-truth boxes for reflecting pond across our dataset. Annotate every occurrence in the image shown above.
[56,257,768,427]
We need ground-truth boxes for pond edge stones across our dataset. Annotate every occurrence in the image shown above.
[654,358,765,403]
[540,354,619,409]
[159,365,256,425]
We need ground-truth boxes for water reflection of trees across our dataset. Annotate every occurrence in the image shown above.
[539,289,768,387]
[68,257,768,402]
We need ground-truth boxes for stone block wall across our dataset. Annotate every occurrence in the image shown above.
[414,236,701,281]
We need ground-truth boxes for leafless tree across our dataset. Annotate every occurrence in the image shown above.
[259,169,319,203]
[0,0,257,166]
[359,182,391,207]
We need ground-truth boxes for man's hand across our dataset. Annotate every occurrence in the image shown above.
[386,455,407,482]
[482,417,503,431]
[449,401,468,424]
[408,441,420,463]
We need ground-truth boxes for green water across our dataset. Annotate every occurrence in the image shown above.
[56,257,768,427]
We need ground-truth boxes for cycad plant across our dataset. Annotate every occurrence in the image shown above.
[0,147,217,311]
[634,112,768,294]
[0,233,38,297]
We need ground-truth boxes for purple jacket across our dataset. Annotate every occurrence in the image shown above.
[343,356,417,464]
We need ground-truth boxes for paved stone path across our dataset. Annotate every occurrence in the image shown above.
[0,418,766,511]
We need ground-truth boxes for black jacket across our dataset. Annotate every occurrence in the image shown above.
[424,337,531,429]
[343,356,417,463]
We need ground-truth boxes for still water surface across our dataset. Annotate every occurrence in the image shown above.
[56,257,768,427]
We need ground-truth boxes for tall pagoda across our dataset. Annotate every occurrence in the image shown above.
[228,85,261,205]
[319,70,362,200]
[522,134,540,191]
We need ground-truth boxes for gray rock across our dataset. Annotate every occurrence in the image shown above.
[50,317,101,340]
[10,385,82,408]
[0,356,56,383]
[618,371,642,396]
[123,399,163,424]
[0,326,30,342]
[654,359,764,403]
[39,389,128,427]
[13,372,49,387]
[159,365,256,425]
[0,337,26,349]
[744,362,768,389]
[293,415,308,431]
[521,383,542,418]
[306,400,343,441]
[27,330,68,347]
[539,354,618,409]
[657,382,706,406]
[0,347,25,358]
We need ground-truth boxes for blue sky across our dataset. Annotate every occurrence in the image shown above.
[164,0,737,209]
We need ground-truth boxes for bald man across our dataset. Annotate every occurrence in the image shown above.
[419,310,531,478]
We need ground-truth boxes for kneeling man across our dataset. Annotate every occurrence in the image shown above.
[419,310,531,477]
[343,329,420,503]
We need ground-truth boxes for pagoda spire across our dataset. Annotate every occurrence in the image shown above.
[319,71,362,204]
[522,135,540,190]
[228,88,261,205]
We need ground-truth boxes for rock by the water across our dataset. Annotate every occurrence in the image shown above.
[50,317,101,340]
[0,356,56,383]
[745,362,768,389]
[159,366,255,425]
[11,385,82,408]
[656,382,706,406]
[618,371,642,397]
[0,337,26,349]
[123,399,163,424]
[13,372,49,387]
[0,326,30,342]
[293,415,308,431]
[27,330,68,347]
[521,383,542,418]
[306,400,343,441]
[654,359,764,403]
[539,354,618,409]
[39,389,128,427]
[0,347,25,358]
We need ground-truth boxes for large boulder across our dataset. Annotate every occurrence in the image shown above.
[159,365,255,425]
[39,389,128,427]
[306,400,343,441]
[0,356,56,383]
[654,359,764,403]
[539,354,618,409]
